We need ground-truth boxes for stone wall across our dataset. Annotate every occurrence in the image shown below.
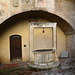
[55,0,75,57]
[55,0,75,29]
[66,35,75,57]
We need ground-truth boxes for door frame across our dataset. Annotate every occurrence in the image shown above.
[10,35,22,62]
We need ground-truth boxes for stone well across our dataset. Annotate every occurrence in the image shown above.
[33,49,55,64]
[28,49,59,69]
[28,22,59,69]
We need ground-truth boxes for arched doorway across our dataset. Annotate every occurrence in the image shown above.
[10,35,22,62]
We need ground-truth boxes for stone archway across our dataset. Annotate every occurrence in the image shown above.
[0,10,74,36]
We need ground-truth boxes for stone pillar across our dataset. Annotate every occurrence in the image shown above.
[53,25,57,50]
[30,25,34,61]
[53,25,58,61]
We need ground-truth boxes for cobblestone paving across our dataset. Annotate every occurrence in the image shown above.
[0,58,75,75]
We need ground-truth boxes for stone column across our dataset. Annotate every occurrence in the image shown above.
[53,25,58,61]
[53,25,57,50]
[30,25,34,61]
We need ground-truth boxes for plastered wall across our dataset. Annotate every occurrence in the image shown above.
[0,19,66,64]
[0,20,30,63]
[34,28,52,50]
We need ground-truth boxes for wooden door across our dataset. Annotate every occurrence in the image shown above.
[10,35,22,61]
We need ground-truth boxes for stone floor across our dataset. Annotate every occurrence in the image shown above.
[0,58,75,75]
